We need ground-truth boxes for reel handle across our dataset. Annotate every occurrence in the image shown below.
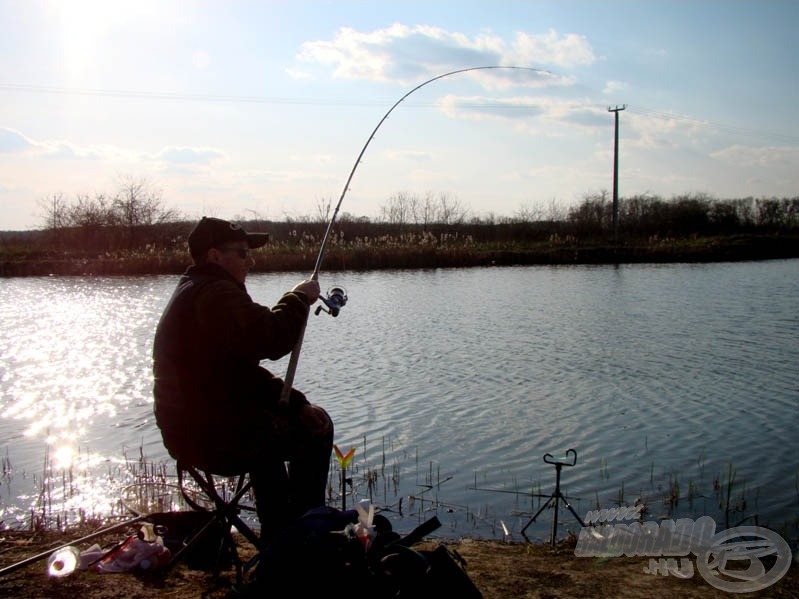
[314,286,348,317]
[543,448,578,467]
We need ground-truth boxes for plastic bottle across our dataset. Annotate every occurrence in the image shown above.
[354,501,375,550]
[47,546,81,577]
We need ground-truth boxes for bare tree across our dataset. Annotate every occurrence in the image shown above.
[112,175,174,228]
[380,192,414,226]
[38,193,69,230]
[314,196,333,223]
[68,193,113,228]
[420,192,436,229]
[111,176,178,247]
[546,198,567,222]
[569,190,611,233]
[514,201,545,223]
[732,197,755,227]
[435,192,468,225]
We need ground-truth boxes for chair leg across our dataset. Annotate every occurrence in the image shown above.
[174,463,263,586]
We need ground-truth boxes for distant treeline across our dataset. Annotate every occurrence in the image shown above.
[1,191,798,276]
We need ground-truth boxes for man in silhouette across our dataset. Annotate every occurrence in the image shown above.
[153,216,333,540]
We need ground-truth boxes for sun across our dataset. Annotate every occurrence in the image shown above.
[56,0,108,78]
[54,0,152,82]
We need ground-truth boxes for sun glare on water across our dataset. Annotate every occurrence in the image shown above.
[51,442,76,470]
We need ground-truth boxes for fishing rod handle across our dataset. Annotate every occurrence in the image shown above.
[278,318,307,407]
[278,271,318,407]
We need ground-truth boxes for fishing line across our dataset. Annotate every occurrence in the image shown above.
[279,65,549,405]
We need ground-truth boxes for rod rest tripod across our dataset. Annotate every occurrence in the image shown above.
[521,448,586,546]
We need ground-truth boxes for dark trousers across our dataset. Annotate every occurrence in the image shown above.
[249,405,334,541]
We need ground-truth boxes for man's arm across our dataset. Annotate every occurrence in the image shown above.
[195,280,313,361]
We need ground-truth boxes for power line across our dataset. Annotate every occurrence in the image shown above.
[2,81,796,144]
[0,82,388,108]
[626,104,799,144]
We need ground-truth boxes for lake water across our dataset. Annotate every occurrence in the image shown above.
[1,260,797,543]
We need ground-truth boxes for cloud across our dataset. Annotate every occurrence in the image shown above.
[710,144,799,168]
[603,80,628,95]
[384,149,433,162]
[437,94,608,131]
[438,94,548,120]
[289,153,333,165]
[42,141,104,160]
[625,111,711,149]
[285,68,311,80]
[296,24,596,86]
[0,127,106,159]
[152,146,225,165]
[559,105,610,128]
[1,135,226,172]
[0,127,35,153]
[509,30,596,68]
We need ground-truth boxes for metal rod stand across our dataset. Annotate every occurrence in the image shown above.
[521,449,586,546]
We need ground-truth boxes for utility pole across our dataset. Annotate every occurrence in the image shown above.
[608,104,626,243]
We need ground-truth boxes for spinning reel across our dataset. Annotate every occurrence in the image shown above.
[315,286,348,317]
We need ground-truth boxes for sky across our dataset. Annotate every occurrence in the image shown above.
[0,0,797,231]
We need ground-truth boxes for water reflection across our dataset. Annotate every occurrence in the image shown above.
[0,263,797,541]
[0,278,162,442]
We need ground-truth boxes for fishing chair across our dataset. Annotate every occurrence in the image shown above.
[170,461,265,584]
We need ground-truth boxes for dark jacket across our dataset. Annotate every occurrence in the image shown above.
[152,263,310,470]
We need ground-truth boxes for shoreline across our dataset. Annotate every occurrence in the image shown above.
[2,234,798,277]
[1,526,796,598]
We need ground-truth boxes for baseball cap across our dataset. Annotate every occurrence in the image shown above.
[188,216,270,259]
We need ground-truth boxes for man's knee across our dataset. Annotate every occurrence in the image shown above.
[311,405,334,439]
[297,403,333,440]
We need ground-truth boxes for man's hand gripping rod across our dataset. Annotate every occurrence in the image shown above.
[277,65,547,408]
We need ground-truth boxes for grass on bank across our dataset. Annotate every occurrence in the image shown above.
[2,232,798,277]
[3,191,799,275]
[2,437,797,551]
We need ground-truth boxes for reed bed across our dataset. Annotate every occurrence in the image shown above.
[3,231,798,277]
[1,439,797,547]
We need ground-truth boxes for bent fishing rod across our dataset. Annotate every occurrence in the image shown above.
[279,64,547,406]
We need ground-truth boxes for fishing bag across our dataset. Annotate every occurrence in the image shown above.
[144,510,231,571]
[249,505,482,598]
